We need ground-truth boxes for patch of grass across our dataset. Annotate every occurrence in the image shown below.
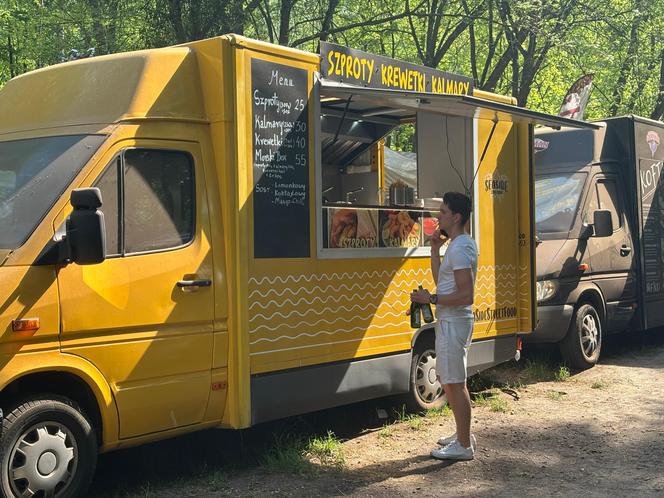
[523,357,552,382]
[378,425,393,438]
[591,379,610,389]
[261,431,345,474]
[392,404,410,423]
[261,434,312,475]
[203,469,228,492]
[472,392,491,407]
[489,396,509,413]
[546,390,566,401]
[554,364,571,382]
[390,404,427,430]
[408,416,424,430]
[306,431,345,468]
[137,483,155,498]
[425,405,452,418]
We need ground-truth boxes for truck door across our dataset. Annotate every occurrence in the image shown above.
[584,174,637,331]
[57,142,214,439]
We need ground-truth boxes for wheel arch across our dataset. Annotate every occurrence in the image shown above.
[410,325,435,349]
[573,286,606,325]
[0,352,118,450]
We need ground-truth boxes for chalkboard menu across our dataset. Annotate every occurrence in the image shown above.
[251,59,310,258]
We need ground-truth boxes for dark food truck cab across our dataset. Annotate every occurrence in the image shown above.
[529,116,664,368]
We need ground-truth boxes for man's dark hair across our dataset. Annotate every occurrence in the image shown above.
[443,191,472,226]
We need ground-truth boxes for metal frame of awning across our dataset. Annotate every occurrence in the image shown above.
[319,81,600,130]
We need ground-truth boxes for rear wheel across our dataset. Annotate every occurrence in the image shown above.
[403,339,447,412]
[0,397,97,498]
[559,303,602,370]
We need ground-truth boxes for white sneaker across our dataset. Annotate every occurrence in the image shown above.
[437,433,477,450]
[430,440,475,461]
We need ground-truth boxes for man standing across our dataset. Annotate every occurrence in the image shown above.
[411,192,477,460]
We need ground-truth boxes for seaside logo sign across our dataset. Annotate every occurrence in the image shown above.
[484,172,508,199]
[320,42,473,96]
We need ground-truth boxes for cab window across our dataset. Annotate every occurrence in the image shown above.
[95,149,195,256]
[584,177,622,231]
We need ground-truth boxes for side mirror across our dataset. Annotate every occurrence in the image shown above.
[592,209,613,238]
[66,188,106,264]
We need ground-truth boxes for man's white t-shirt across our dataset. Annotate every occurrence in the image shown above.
[436,234,478,319]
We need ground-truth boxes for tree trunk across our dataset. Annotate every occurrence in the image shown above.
[86,0,108,54]
[278,0,295,45]
[8,34,16,78]
[167,0,187,43]
[609,0,644,116]
[319,0,341,42]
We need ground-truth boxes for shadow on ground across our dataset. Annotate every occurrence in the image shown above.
[90,328,664,497]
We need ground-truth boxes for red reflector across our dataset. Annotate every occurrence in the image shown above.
[578,264,589,271]
[516,336,523,351]
[12,319,40,332]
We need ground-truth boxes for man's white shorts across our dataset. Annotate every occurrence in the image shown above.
[435,318,474,384]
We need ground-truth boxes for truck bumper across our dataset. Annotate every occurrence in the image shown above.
[524,304,574,343]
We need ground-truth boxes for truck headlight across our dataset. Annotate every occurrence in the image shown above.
[536,280,558,302]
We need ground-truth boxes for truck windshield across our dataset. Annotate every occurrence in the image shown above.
[0,134,106,250]
[535,172,586,234]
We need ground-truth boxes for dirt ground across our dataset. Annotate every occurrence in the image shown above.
[90,330,664,498]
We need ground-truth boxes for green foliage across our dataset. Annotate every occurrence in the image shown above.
[307,431,345,468]
[425,405,452,418]
[523,357,553,382]
[555,364,571,382]
[591,379,610,389]
[261,431,345,474]
[489,396,509,413]
[3,0,664,118]
[546,390,566,401]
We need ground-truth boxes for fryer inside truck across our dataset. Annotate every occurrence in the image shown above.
[529,115,664,368]
[0,35,592,496]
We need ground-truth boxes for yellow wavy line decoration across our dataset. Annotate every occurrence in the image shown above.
[250,322,409,345]
[249,307,406,324]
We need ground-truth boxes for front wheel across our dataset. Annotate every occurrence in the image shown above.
[559,303,602,370]
[0,397,98,498]
[402,341,447,412]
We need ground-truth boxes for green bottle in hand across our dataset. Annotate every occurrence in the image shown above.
[410,292,422,329]
[419,285,434,323]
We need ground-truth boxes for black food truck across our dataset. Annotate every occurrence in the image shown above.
[529,115,664,368]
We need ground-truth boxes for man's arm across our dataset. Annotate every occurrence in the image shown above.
[435,268,474,306]
[431,249,441,285]
[411,267,474,306]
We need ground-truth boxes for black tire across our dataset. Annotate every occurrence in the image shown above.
[402,339,447,412]
[559,303,602,370]
[0,396,98,498]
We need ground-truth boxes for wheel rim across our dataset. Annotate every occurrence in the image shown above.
[415,349,443,403]
[8,421,78,498]
[580,312,600,359]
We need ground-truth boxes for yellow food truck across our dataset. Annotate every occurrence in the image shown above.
[0,35,592,496]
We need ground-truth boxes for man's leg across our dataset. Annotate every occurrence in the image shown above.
[443,381,472,448]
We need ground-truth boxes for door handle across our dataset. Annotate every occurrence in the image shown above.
[620,245,632,256]
[176,279,212,288]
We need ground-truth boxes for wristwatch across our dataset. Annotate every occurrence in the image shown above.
[429,294,438,305]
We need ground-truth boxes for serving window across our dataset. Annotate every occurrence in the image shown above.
[316,84,474,257]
